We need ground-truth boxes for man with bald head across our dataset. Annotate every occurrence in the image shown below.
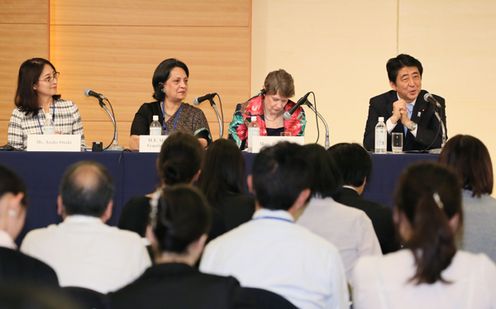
[21,161,151,293]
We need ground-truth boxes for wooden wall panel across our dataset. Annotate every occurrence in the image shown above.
[0,1,49,145]
[51,0,251,148]
[50,0,250,27]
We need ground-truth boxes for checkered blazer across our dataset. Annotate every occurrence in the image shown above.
[8,99,85,150]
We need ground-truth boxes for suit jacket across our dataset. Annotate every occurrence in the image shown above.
[0,247,59,286]
[109,263,248,309]
[363,89,446,151]
[333,187,400,254]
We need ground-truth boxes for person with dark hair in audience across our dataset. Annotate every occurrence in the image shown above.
[111,185,250,309]
[119,132,224,244]
[129,58,211,150]
[198,139,255,231]
[352,162,496,308]
[363,54,446,151]
[297,144,381,281]
[201,142,348,308]
[21,161,151,293]
[228,69,305,149]
[0,165,58,286]
[8,58,85,150]
[439,134,496,262]
[328,142,399,254]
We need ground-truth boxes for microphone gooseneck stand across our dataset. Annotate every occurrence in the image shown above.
[98,97,123,151]
[306,101,330,149]
[209,95,224,139]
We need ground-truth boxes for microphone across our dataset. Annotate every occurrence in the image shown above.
[84,89,106,100]
[193,93,217,105]
[423,92,442,109]
[283,92,311,120]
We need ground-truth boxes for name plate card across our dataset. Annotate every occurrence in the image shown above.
[251,136,304,153]
[27,135,81,152]
[139,135,168,153]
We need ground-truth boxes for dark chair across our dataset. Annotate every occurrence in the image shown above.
[62,286,109,309]
[237,287,297,309]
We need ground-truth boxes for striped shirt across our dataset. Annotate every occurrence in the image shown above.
[8,99,85,150]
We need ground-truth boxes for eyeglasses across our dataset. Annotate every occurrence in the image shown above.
[39,72,60,83]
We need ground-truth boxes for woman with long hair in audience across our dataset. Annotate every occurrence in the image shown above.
[439,134,496,262]
[111,185,245,308]
[198,139,255,231]
[119,132,224,249]
[352,162,496,308]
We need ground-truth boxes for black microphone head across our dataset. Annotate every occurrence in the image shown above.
[192,97,200,105]
[283,111,292,120]
[423,92,432,102]
[84,89,92,97]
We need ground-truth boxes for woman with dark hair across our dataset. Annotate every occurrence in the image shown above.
[8,58,85,150]
[439,134,496,261]
[119,132,224,246]
[111,185,244,308]
[352,162,496,308]
[296,144,381,281]
[198,139,255,231]
[129,58,211,150]
[119,132,204,238]
[228,69,305,150]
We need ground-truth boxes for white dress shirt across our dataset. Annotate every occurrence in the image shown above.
[21,215,151,293]
[0,230,16,249]
[297,197,382,281]
[352,249,496,309]
[200,208,349,309]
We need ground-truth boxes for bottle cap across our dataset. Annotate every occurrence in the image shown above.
[251,115,257,121]
[378,116,384,122]
[153,115,159,121]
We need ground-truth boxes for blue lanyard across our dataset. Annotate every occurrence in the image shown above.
[36,103,56,134]
[160,102,183,134]
[252,216,293,223]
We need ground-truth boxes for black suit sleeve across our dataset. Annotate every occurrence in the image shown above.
[413,95,446,149]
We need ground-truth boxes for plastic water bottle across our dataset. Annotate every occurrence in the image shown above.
[374,116,387,153]
[247,115,259,152]
[149,115,162,136]
[44,113,55,135]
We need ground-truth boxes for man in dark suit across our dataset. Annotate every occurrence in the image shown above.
[363,54,447,151]
[0,164,59,286]
[328,143,400,254]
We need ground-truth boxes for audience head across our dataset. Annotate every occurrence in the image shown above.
[59,161,114,218]
[439,134,493,197]
[251,142,310,211]
[394,162,462,284]
[15,58,61,116]
[150,185,211,260]
[386,54,423,84]
[301,144,341,198]
[328,143,371,188]
[198,139,245,204]
[262,69,295,98]
[152,58,189,102]
[0,165,27,240]
[157,132,204,186]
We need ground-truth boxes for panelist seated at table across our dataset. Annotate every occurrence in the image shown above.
[129,58,212,150]
[363,54,446,152]
[7,58,85,150]
[228,69,305,150]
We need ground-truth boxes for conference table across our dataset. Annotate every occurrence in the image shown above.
[0,150,438,243]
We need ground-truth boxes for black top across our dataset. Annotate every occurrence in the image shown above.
[333,187,400,254]
[109,263,248,309]
[118,195,226,242]
[130,101,212,144]
[0,247,59,286]
[211,192,255,232]
[363,89,446,151]
[266,127,284,136]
